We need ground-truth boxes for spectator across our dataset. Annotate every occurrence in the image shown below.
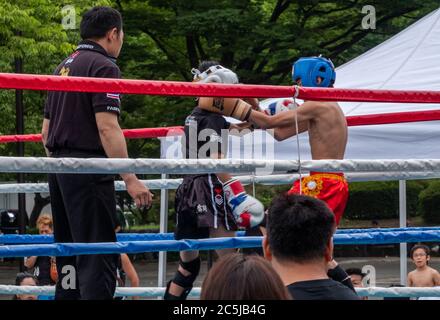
[345,268,367,288]
[200,253,291,300]
[371,220,379,228]
[408,244,440,287]
[24,214,57,285]
[263,194,359,300]
[13,272,38,300]
[346,267,368,300]
[252,214,354,292]
[113,223,140,300]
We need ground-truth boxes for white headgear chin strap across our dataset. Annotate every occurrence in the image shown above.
[191,68,201,79]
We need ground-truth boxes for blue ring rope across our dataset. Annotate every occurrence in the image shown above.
[1,229,440,257]
[1,227,440,244]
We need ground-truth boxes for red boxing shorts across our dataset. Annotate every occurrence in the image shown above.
[288,172,348,225]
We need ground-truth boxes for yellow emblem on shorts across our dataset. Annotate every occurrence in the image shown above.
[301,175,323,197]
[59,67,70,77]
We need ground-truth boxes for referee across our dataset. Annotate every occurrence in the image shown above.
[41,6,152,300]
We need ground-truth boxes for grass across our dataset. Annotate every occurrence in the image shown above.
[129,216,433,232]
[126,224,161,232]
[338,216,427,229]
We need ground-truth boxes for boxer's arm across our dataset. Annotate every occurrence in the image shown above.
[198,97,253,121]
[248,101,320,129]
[271,122,309,141]
[228,122,254,137]
[242,98,260,110]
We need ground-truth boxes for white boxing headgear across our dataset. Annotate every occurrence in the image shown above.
[191,65,239,84]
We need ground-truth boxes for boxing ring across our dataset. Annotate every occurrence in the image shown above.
[1,73,440,299]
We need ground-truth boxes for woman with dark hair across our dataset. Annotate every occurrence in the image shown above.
[200,253,291,300]
[13,272,38,300]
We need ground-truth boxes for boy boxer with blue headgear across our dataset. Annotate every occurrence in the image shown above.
[198,56,348,225]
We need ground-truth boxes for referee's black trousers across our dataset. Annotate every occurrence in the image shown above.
[48,151,118,300]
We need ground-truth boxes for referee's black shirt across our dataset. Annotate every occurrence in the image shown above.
[44,40,121,155]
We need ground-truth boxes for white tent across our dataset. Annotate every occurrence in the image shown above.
[254,7,440,160]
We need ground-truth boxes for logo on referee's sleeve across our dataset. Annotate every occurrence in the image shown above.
[59,67,70,77]
[106,106,120,112]
[106,93,120,100]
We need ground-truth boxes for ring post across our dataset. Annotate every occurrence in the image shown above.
[157,173,169,299]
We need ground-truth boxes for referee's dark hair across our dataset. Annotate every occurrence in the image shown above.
[80,6,123,40]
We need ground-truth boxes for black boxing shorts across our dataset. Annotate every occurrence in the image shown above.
[174,174,237,240]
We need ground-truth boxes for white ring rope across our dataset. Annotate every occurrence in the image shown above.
[1,285,439,298]
[1,171,440,193]
[356,286,440,298]
[1,157,440,174]
[0,285,201,297]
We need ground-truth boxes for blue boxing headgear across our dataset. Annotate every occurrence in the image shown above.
[292,56,336,87]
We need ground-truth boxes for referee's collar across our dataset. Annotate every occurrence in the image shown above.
[76,40,117,64]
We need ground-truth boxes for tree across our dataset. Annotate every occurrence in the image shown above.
[116,0,439,85]
[0,0,438,226]
[0,0,110,221]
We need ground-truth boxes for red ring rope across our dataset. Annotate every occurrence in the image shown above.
[1,110,439,144]
[346,110,440,126]
[0,127,183,144]
[1,72,440,103]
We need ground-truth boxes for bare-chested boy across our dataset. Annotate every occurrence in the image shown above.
[408,244,440,287]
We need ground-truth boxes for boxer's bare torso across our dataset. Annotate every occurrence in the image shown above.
[249,101,347,160]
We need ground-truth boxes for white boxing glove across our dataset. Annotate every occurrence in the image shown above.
[265,99,298,115]
[223,178,264,229]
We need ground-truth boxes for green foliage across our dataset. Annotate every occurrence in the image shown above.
[419,180,440,224]
[344,180,426,220]
[118,0,439,84]
[1,0,438,167]
[252,183,287,209]
[1,0,439,226]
